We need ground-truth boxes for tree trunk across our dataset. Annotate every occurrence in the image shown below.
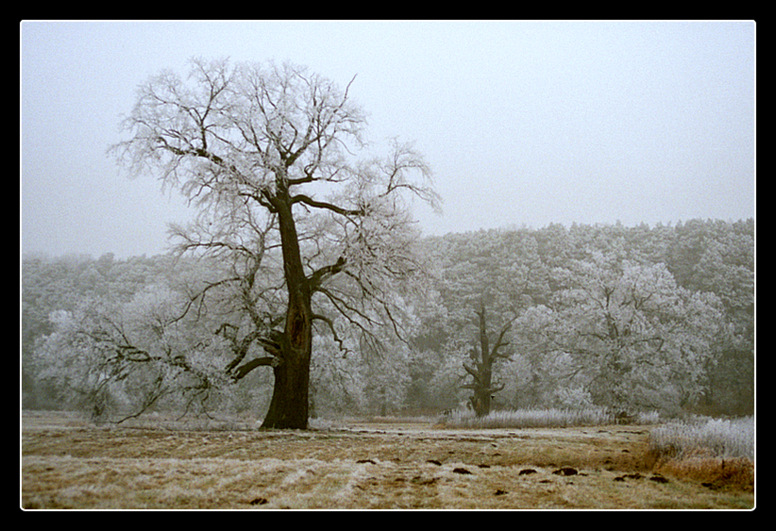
[260,183,314,430]
[472,303,494,417]
[463,302,510,418]
[261,315,312,429]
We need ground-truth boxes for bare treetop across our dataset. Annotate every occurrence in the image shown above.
[109,57,440,428]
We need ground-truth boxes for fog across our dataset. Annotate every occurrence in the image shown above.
[21,20,755,258]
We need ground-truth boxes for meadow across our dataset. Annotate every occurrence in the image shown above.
[20,410,754,510]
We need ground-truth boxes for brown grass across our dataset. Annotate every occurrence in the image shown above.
[651,454,754,492]
[20,411,755,510]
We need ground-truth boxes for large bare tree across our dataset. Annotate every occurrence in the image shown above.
[110,58,439,428]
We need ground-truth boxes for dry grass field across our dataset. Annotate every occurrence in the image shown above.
[20,410,754,510]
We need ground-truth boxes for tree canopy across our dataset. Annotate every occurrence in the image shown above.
[104,58,439,428]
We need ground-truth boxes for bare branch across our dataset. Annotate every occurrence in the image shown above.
[291,194,365,217]
[308,255,347,291]
[230,356,280,381]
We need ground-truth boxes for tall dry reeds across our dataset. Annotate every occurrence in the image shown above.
[648,416,754,490]
[648,416,754,460]
[439,407,616,429]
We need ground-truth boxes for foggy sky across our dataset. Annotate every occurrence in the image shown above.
[20,20,755,258]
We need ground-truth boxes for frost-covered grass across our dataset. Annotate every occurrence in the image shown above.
[439,407,617,429]
[22,410,755,509]
[649,416,754,460]
[314,414,440,428]
[647,416,754,490]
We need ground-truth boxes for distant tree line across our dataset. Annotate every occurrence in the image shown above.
[22,218,754,420]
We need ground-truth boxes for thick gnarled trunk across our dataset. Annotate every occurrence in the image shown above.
[260,185,314,430]
[261,306,312,429]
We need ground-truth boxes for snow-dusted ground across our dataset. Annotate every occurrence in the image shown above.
[20,411,754,510]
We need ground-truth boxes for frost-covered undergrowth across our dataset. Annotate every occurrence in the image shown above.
[649,416,754,460]
[439,408,619,429]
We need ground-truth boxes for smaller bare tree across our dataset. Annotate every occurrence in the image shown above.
[462,301,516,417]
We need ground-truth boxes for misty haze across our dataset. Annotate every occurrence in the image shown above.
[21,21,755,510]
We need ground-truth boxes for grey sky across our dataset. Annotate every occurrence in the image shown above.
[21,20,755,258]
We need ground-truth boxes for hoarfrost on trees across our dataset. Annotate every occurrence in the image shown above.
[108,58,439,427]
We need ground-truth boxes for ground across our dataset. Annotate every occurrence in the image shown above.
[20,411,754,510]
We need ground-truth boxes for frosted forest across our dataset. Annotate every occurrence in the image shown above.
[23,218,754,424]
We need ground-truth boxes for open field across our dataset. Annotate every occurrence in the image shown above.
[20,411,754,510]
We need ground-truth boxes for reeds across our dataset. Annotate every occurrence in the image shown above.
[647,416,754,490]
[439,407,616,429]
[648,416,754,460]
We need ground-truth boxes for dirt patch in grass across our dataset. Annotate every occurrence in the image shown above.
[20,411,755,510]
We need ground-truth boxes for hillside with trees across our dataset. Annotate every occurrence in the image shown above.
[22,218,754,422]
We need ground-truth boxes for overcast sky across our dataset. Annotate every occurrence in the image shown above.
[21,20,755,258]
